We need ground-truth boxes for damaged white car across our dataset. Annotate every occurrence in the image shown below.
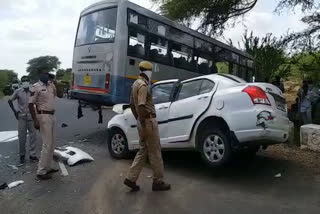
[107,74,290,166]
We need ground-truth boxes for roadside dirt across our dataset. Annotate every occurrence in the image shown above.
[265,144,320,175]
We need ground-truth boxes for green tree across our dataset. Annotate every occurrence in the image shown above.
[0,70,18,98]
[62,68,72,82]
[2,70,18,84]
[276,0,320,52]
[233,31,287,82]
[56,68,72,82]
[26,56,61,82]
[56,69,65,80]
[0,71,9,98]
[287,52,320,82]
[152,0,257,35]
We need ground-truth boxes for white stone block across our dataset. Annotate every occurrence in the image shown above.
[300,124,320,152]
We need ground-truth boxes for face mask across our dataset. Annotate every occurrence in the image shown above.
[39,74,49,84]
[142,70,152,84]
[21,81,29,89]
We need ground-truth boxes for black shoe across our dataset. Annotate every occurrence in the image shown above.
[36,174,52,180]
[20,156,25,164]
[152,181,171,191]
[124,178,140,192]
[47,168,59,174]
[29,156,39,162]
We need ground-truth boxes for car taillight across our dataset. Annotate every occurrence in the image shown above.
[72,73,74,88]
[105,73,110,89]
[242,86,271,105]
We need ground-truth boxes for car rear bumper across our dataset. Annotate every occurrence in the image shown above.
[232,127,289,147]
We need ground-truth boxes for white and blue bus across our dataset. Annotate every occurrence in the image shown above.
[71,0,255,106]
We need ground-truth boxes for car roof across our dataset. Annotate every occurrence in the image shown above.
[153,79,179,85]
[181,74,246,83]
[154,74,246,85]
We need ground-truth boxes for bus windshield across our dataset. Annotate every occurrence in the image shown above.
[76,7,117,46]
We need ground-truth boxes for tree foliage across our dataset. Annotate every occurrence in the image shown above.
[56,68,72,82]
[152,0,257,36]
[233,31,287,82]
[282,13,320,53]
[0,70,18,97]
[275,0,319,13]
[276,0,320,52]
[287,52,320,82]
[26,56,61,82]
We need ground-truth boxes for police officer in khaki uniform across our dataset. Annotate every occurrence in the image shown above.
[8,76,39,164]
[124,61,171,191]
[28,71,63,180]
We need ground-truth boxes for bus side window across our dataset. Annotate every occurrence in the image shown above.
[128,30,146,58]
[198,56,209,74]
[171,43,195,72]
[232,64,239,76]
[149,35,169,65]
[128,10,148,29]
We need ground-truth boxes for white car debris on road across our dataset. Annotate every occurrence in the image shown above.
[107,74,290,167]
[58,161,69,176]
[54,146,94,166]
[8,180,24,189]
[0,131,19,143]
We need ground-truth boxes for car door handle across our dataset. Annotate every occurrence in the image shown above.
[158,106,168,110]
[198,96,209,100]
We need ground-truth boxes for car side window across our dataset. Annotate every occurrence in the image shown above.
[152,83,175,104]
[177,80,202,100]
[200,80,215,94]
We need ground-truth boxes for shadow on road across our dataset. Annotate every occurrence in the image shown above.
[160,150,310,188]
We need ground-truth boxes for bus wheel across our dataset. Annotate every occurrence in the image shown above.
[108,128,129,159]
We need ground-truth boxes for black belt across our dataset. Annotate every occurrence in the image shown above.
[37,110,55,115]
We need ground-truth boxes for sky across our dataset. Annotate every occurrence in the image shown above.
[0,0,307,78]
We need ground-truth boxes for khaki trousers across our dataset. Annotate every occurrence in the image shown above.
[127,118,164,182]
[18,114,37,157]
[37,114,56,175]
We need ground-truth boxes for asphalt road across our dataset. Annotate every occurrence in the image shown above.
[0,97,320,214]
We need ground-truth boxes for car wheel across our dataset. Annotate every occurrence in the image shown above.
[199,128,232,167]
[108,128,129,159]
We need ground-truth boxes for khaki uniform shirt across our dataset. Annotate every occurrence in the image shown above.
[130,76,156,120]
[29,81,57,111]
[9,87,31,114]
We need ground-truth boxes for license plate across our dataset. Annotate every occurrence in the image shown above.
[83,75,91,85]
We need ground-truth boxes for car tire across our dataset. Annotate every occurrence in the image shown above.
[199,128,232,167]
[108,128,130,159]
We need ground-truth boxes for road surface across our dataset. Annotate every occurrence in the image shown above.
[0,97,319,214]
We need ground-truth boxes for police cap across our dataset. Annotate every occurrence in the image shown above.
[139,61,152,71]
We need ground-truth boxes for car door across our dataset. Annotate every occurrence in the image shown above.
[152,81,177,143]
[166,79,216,142]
